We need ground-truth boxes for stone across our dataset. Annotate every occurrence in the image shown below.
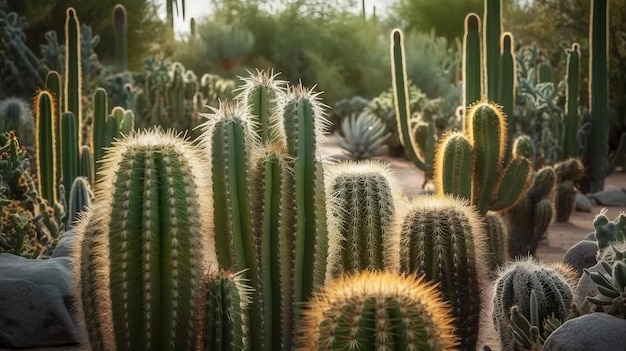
[563,240,598,276]
[543,313,626,350]
[574,193,593,212]
[0,253,79,348]
[575,261,609,307]
[591,188,626,206]
[51,229,76,258]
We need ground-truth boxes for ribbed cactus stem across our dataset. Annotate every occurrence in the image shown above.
[61,111,78,206]
[280,84,329,323]
[71,130,217,350]
[325,160,400,278]
[398,194,487,350]
[113,4,128,71]
[463,13,482,112]
[484,0,502,101]
[92,88,108,176]
[238,70,286,144]
[499,32,515,147]
[79,145,92,185]
[67,176,92,228]
[64,7,82,147]
[298,271,459,350]
[34,90,57,204]
[46,71,63,184]
[435,131,473,201]
[204,271,250,351]
[492,258,576,350]
[563,43,580,160]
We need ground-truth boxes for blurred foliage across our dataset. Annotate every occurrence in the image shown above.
[7,0,170,70]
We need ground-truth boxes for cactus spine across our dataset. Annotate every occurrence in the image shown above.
[398,194,487,350]
[34,90,57,204]
[325,160,400,278]
[71,129,217,351]
[298,271,458,350]
[492,258,576,350]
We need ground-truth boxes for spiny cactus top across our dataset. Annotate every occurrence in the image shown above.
[298,270,459,351]
[72,129,218,351]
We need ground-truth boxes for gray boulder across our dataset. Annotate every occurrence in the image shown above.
[575,193,593,212]
[0,253,79,348]
[563,240,598,276]
[51,229,76,258]
[543,313,626,350]
[591,188,626,206]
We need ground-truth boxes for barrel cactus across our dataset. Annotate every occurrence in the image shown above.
[298,270,459,350]
[71,129,218,350]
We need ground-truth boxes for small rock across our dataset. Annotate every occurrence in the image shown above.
[543,313,626,350]
[584,232,597,241]
[563,240,598,276]
[592,188,626,206]
[0,253,79,348]
[51,229,76,258]
[575,193,593,212]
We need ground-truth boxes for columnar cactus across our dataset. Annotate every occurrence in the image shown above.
[324,160,400,278]
[34,91,57,204]
[64,8,82,147]
[61,111,78,206]
[71,129,217,351]
[66,176,91,228]
[499,32,516,151]
[203,271,251,351]
[492,258,576,350]
[485,212,507,269]
[504,166,556,258]
[113,4,128,71]
[463,13,482,112]
[563,43,580,160]
[397,194,488,350]
[298,271,459,350]
[554,158,584,222]
[483,0,502,101]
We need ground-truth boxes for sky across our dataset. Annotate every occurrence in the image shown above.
[170,0,393,36]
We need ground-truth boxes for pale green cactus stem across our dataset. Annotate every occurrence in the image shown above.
[398,194,488,350]
[34,90,57,204]
[298,271,459,350]
[492,258,576,350]
[324,160,401,278]
[71,129,217,351]
[280,84,329,326]
[203,270,251,351]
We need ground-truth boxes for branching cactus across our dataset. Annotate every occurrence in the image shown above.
[504,166,556,258]
[492,258,577,350]
[554,158,584,222]
[203,270,251,351]
[324,160,401,278]
[298,271,459,350]
[397,194,488,350]
[71,129,218,351]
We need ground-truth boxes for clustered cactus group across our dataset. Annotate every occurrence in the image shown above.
[1,0,624,350]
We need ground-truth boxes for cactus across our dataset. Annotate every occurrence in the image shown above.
[585,259,626,317]
[298,270,459,350]
[499,32,516,154]
[66,176,91,228]
[492,258,576,350]
[34,91,57,204]
[463,13,482,113]
[324,160,400,278]
[563,43,581,160]
[554,158,584,222]
[0,97,34,153]
[113,4,128,71]
[592,209,626,253]
[71,129,218,350]
[61,111,78,206]
[397,194,487,350]
[485,211,507,269]
[435,101,532,216]
[583,0,626,193]
[484,0,501,101]
[64,8,82,147]
[508,292,564,350]
[335,111,390,160]
[203,270,251,351]
[504,166,556,258]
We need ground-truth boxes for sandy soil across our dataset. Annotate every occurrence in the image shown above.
[320,137,626,350]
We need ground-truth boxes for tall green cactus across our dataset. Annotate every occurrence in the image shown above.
[484,0,501,101]
[435,101,532,216]
[398,194,488,350]
[113,4,128,71]
[584,0,626,193]
[492,258,576,350]
[325,160,400,278]
[34,90,57,204]
[66,176,92,228]
[61,111,78,206]
[45,70,63,187]
[563,43,580,160]
[64,7,82,148]
[463,13,482,112]
[298,271,459,350]
[503,166,556,258]
[499,32,516,151]
[238,70,286,144]
[204,271,251,351]
[71,129,218,351]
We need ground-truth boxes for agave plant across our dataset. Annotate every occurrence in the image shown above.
[335,110,390,160]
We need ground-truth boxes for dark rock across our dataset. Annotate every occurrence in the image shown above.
[51,229,76,258]
[543,313,626,350]
[0,254,79,348]
[575,193,593,212]
[591,188,626,206]
[563,240,598,276]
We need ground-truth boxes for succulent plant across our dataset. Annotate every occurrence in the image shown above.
[335,111,390,160]
[298,270,459,350]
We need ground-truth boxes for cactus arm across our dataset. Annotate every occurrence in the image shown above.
[390,29,428,172]
[463,13,482,110]
[434,132,473,201]
[490,157,532,212]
